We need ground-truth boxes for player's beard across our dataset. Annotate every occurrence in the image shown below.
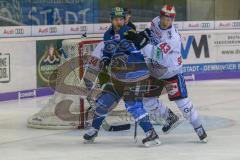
[114,23,124,31]
[111,18,125,31]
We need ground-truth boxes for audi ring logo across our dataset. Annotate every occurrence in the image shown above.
[49,27,57,33]
[232,22,240,27]
[201,23,210,28]
[15,28,24,34]
[80,26,87,32]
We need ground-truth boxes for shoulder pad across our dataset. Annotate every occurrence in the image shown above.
[151,16,160,27]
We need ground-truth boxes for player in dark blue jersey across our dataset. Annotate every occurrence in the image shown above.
[83,7,161,147]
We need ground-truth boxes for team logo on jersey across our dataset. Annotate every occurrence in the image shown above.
[114,34,121,40]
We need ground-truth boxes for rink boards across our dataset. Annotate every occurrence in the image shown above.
[0,29,240,101]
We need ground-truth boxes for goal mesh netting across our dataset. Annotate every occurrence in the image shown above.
[27,38,105,129]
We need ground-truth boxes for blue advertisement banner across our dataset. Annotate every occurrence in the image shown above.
[183,62,240,73]
[183,62,240,81]
[0,0,99,26]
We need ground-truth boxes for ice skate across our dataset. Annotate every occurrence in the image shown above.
[142,128,161,147]
[195,125,208,143]
[162,110,183,134]
[83,127,99,143]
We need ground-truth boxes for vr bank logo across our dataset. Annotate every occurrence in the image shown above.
[181,35,210,59]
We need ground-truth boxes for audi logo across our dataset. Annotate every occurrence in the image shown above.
[15,28,24,34]
[49,27,57,33]
[80,26,87,31]
[201,23,210,28]
[232,22,240,27]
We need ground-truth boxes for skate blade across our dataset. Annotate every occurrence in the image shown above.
[143,139,161,147]
[200,138,208,143]
[83,138,95,144]
[163,119,184,134]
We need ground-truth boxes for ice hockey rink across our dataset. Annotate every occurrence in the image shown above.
[0,79,239,160]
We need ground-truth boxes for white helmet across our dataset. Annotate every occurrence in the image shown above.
[160,5,176,18]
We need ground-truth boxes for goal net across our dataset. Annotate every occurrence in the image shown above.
[27,37,167,130]
[27,38,125,129]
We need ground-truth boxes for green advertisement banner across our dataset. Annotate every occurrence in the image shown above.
[36,39,63,88]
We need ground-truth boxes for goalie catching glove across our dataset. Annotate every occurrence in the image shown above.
[124,29,151,50]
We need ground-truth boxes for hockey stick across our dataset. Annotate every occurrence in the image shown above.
[134,121,138,143]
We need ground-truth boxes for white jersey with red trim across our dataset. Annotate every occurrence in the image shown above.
[141,16,183,79]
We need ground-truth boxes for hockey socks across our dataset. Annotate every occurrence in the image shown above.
[138,115,153,133]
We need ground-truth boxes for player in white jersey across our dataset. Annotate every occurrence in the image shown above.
[125,5,208,142]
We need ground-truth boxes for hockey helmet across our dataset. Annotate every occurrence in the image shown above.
[110,7,125,19]
[160,5,176,18]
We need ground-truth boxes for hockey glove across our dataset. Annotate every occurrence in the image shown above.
[124,29,149,50]
[139,28,152,39]
[100,57,110,72]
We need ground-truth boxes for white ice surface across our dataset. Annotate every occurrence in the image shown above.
[0,80,240,160]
